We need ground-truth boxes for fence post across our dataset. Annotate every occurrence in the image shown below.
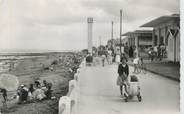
[58,96,71,114]
[74,73,78,81]
[77,68,81,73]
[68,80,77,114]
[58,59,85,114]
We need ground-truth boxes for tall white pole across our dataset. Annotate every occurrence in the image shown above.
[112,21,114,40]
[87,17,93,54]
[120,10,122,55]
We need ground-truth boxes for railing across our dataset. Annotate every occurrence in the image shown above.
[58,58,86,114]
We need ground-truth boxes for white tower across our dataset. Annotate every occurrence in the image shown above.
[87,17,93,54]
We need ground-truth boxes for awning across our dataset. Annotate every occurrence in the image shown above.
[121,30,152,37]
[141,14,180,27]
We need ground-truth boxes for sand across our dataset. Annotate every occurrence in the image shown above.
[0,52,83,114]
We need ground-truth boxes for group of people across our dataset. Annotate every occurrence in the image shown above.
[100,50,114,67]
[16,80,53,104]
[132,56,146,74]
[148,44,166,61]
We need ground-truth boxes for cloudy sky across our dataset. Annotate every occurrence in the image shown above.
[0,0,179,52]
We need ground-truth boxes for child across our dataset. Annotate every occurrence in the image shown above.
[133,56,139,73]
[140,58,146,74]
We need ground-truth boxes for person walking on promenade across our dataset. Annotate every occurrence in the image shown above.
[157,45,162,61]
[139,58,146,74]
[117,57,129,97]
[133,55,140,73]
[129,46,134,58]
[107,50,113,64]
[121,53,128,62]
[102,54,106,67]
[115,48,121,64]
[154,46,158,61]
[148,48,154,61]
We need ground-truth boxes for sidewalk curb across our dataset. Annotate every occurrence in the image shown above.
[128,64,180,82]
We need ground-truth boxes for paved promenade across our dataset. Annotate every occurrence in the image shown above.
[77,63,179,114]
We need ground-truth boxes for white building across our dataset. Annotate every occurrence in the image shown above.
[141,14,180,62]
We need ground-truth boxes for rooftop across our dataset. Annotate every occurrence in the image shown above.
[141,14,180,27]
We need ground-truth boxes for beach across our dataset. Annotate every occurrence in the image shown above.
[0,52,83,114]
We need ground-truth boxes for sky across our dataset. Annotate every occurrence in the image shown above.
[0,0,180,52]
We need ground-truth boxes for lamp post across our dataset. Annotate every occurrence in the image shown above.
[120,9,122,55]
[111,21,114,54]
[111,21,114,40]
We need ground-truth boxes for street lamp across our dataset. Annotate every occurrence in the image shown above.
[120,9,122,55]
[111,21,114,54]
[112,21,114,40]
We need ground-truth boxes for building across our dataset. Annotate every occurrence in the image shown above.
[122,30,153,51]
[141,14,180,62]
[122,32,135,47]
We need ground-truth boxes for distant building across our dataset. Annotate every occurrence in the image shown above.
[122,32,135,47]
[122,30,153,51]
[141,14,180,62]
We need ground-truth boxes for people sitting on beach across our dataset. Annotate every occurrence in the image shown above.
[0,88,7,105]
[0,88,7,101]
[29,84,35,94]
[32,86,46,101]
[0,88,8,110]
[15,80,53,104]
[35,80,41,88]
[42,80,53,99]
[17,85,29,104]
[33,80,53,100]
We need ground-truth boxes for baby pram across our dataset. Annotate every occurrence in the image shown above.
[124,75,142,102]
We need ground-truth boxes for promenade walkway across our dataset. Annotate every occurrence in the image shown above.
[77,63,179,114]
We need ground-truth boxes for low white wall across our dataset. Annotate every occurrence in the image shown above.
[58,59,85,114]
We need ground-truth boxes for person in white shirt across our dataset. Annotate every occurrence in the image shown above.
[133,56,140,73]
[107,50,112,64]
[121,46,125,54]
[115,48,121,63]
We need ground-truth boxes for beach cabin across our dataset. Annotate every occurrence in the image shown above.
[122,30,153,52]
[141,14,180,62]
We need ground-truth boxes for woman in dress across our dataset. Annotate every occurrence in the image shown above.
[115,48,121,63]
